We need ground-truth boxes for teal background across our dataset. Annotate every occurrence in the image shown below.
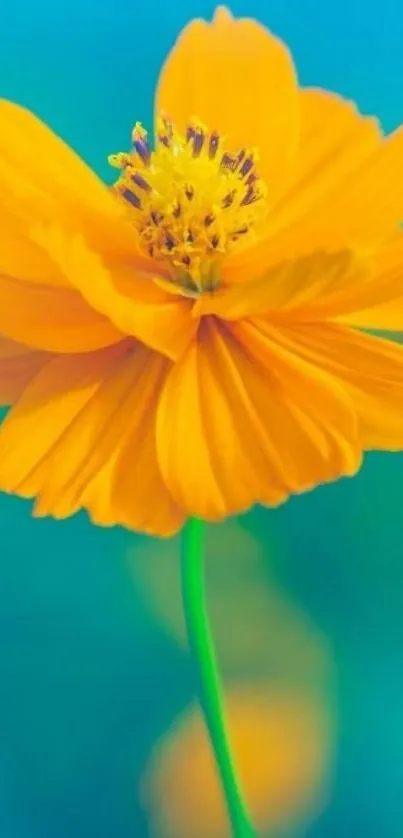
[1,0,403,835]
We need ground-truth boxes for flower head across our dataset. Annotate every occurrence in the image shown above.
[109,115,267,294]
[1,6,403,535]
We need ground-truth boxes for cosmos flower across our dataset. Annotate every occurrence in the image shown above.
[1,6,403,536]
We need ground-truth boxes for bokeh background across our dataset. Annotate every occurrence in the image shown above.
[1,0,403,835]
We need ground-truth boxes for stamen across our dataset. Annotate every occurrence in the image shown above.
[192,128,205,158]
[221,152,236,169]
[241,186,258,206]
[132,122,151,165]
[222,190,236,209]
[234,150,246,171]
[232,225,249,239]
[164,233,176,251]
[157,114,174,148]
[208,131,220,159]
[221,150,245,172]
[108,152,131,169]
[131,172,151,192]
[121,188,141,209]
[239,156,254,178]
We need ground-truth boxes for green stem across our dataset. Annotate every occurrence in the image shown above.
[181,518,256,838]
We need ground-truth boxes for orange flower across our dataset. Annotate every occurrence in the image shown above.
[1,6,403,536]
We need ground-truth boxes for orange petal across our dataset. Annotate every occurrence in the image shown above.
[299,122,403,243]
[202,241,403,333]
[33,224,196,361]
[335,234,403,329]
[0,336,54,405]
[0,341,184,537]
[155,6,299,200]
[0,101,184,355]
[224,89,388,280]
[196,250,366,321]
[0,211,124,354]
[254,319,403,450]
[0,213,68,287]
[83,399,187,538]
[0,270,122,352]
[156,317,360,520]
[0,99,139,261]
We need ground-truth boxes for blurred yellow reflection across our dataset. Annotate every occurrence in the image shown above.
[142,684,333,838]
[129,521,337,836]
[128,522,334,689]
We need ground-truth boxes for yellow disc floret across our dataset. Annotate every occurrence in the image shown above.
[109,115,268,294]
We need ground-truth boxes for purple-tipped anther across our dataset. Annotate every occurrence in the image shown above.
[133,136,151,165]
[231,225,249,239]
[208,131,220,159]
[240,186,258,206]
[222,190,236,209]
[122,188,141,209]
[131,172,151,192]
[239,156,254,178]
[150,210,163,226]
[221,152,236,169]
[164,233,176,251]
[192,129,205,157]
[158,117,173,147]
[234,150,246,170]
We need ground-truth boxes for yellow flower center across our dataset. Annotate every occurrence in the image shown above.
[109,116,268,295]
